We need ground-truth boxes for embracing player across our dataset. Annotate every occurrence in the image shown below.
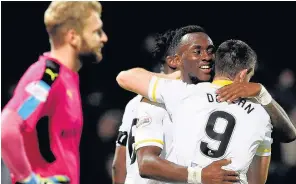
[112,28,178,184]
[117,37,296,184]
[115,25,295,184]
[117,39,271,184]
[113,26,241,184]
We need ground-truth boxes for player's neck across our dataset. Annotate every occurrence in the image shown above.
[50,45,81,73]
[213,76,233,82]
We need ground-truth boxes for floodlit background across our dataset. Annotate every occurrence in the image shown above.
[1,1,296,183]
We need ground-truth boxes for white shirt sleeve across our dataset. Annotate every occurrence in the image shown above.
[116,97,138,146]
[134,101,167,151]
[119,106,133,132]
[256,122,273,156]
[147,76,189,113]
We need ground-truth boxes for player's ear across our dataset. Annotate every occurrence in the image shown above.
[235,69,248,82]
[67,29,81,49]
[173,54,182,68]
[166,56,177,69]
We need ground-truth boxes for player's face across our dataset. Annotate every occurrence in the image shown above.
[79,11,108,62]
[176,32,214,84]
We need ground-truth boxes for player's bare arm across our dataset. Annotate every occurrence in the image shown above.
[137,146,187,182]
[247,156,271,184]
[112,123,129,184]
[262,100,296,142]
[116,68,180,98]
[216,81,296,143]
[112,146,126,184]
[137,146,239,184]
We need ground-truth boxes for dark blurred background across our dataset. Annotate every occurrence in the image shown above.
[1,1,296,184]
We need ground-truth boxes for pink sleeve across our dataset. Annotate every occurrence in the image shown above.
[1,109,32,181]
[5,61,56,131]
[1,60,59,181]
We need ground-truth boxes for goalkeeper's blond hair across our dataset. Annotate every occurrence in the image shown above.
[44,1,102,45]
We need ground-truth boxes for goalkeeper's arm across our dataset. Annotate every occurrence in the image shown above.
[1,109,32,181]
[2,60,60,183]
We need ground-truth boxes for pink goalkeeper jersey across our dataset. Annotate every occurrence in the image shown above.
[6,53,83,184]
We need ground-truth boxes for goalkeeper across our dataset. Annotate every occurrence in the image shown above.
[1,1,107,184]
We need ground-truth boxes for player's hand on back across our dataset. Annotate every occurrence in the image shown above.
[216,69,261,103]
[18,173,70,184]
[216,82,261,103]
[201,159,239,184]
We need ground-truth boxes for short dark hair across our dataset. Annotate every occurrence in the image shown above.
[168,25,206,55]
[151,29,177,63]
[215,39,257,79]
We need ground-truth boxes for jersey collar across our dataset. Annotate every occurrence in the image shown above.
[212,80,233,87]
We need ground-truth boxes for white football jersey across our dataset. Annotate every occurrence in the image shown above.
[126,101,174,184]
[135,102,174,159]
[119,95,171,184]
[147,77,273,184]
[116,95,142,183]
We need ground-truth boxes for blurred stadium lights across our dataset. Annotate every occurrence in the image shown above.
[278,69,295,89]
[143,34,157,54]
[87,91,103,107]
[96,109,123,142]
